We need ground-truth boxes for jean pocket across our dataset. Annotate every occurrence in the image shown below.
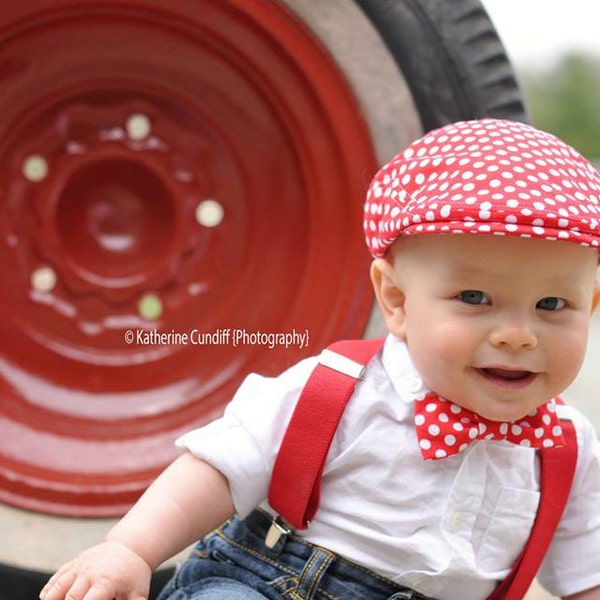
[477,486,540,574]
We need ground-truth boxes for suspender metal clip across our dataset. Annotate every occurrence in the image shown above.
[265,516,293,549]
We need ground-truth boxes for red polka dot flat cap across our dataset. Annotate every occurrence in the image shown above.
[364,118,600,257]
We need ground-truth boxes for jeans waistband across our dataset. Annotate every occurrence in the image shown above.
[218,509,433,600]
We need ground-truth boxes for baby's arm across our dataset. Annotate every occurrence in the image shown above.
[39,452,235,600]
[564,585,600,600]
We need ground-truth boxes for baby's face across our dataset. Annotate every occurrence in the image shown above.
[375,234,598,422]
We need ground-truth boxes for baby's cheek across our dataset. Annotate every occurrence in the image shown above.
[411,340,460,388]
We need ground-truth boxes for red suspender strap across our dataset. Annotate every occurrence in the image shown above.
[487,404,578,600]
[268,338,385,530]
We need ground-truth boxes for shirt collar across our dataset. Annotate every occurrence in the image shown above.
[381,334,430,403]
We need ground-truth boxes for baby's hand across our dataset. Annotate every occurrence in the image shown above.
[39,541,152,600]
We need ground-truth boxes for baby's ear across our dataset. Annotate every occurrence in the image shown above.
[593,278,600,313]
[370,258,407,338]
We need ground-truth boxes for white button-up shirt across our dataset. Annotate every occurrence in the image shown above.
[177,334,600,599]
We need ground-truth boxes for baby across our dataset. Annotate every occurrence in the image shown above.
[41,119,600,600]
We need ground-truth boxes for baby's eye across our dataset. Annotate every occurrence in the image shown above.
[458,290,490,305]
[536,297,566,311]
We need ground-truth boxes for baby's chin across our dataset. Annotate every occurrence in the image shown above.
[468,403,546,424]
[443,394,547,424]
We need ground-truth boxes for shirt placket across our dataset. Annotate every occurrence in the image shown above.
[441,443,487,573]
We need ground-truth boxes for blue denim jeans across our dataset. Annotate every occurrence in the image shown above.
[156,509,433,600]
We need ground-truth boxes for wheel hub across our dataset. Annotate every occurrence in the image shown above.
[0,0,377,516]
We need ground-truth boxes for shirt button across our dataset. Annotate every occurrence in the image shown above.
[451,513,462,532]
[406,376,423,393]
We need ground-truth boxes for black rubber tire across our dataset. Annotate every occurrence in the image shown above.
[355,0,528,129]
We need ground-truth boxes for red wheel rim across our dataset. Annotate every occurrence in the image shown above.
[0,0,377,516]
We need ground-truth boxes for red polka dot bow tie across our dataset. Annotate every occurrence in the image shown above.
[414,394,565,460]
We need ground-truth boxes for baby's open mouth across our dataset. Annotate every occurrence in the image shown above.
[475,367,537,388]
[482,367,532,381]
